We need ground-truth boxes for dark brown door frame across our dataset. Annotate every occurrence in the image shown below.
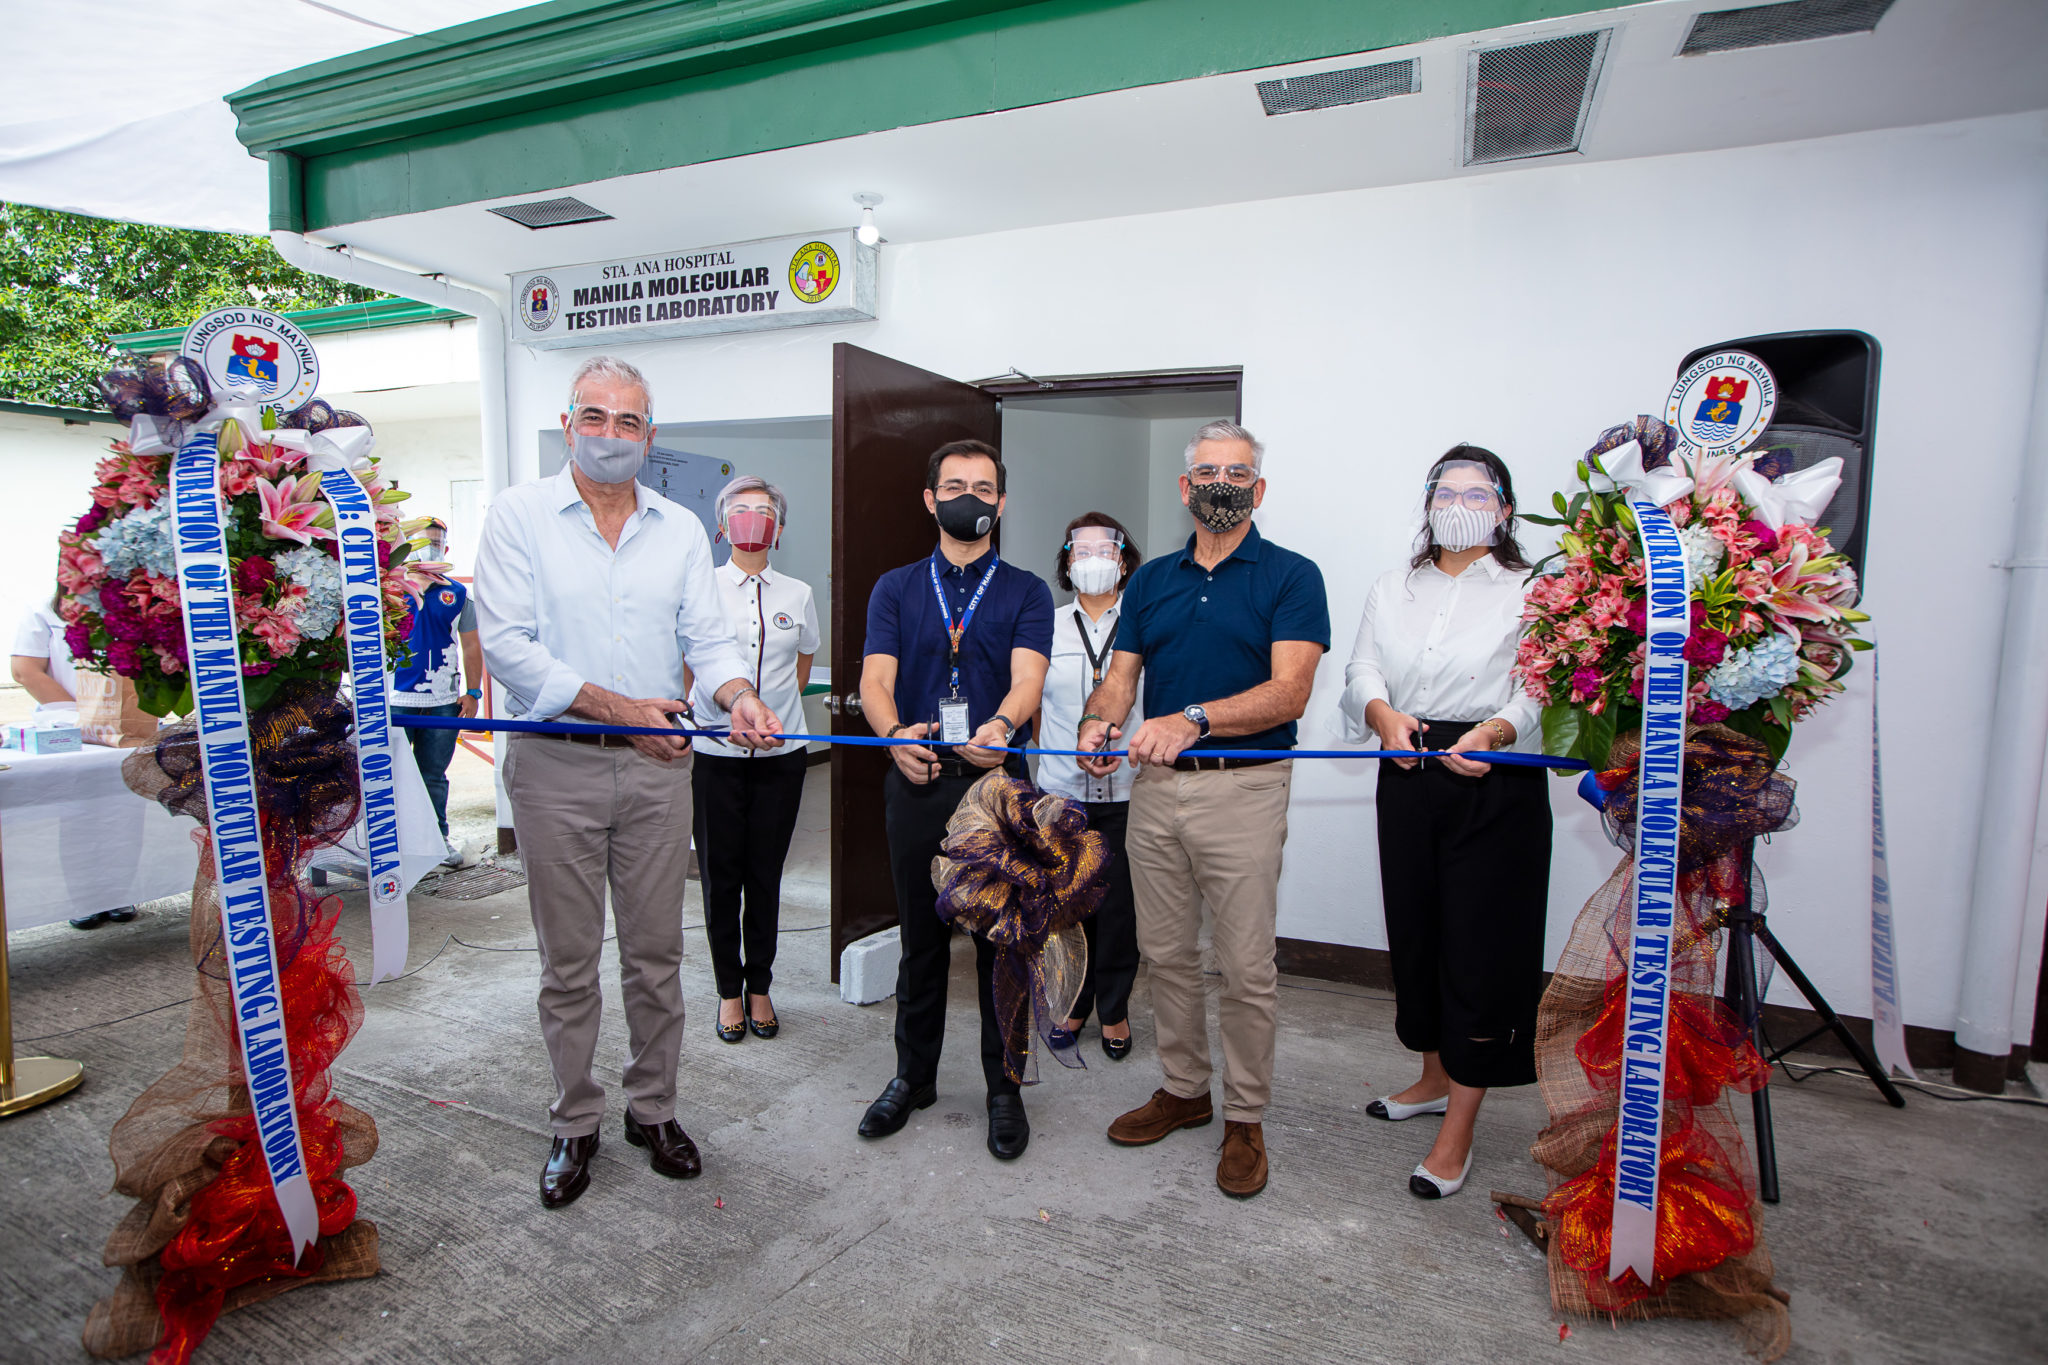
[974,366,1243,421]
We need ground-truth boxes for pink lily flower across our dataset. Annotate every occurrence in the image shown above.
[256,474,334,546]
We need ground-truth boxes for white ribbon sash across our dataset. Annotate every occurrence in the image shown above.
[1607,498,1693,1289]
[168,430,321,1262]
[302,434,409,985]
[1868,649,1917,1079]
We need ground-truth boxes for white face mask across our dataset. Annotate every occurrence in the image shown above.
[571,432,648,485]
[1429,504,1500,552]
[1069,556,1121,596]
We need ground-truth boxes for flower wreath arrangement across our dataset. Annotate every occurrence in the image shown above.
[1511,414,1868,1359]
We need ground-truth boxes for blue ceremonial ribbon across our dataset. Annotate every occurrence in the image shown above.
[389,714,1591,770]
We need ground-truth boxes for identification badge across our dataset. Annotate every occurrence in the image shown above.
[939,698,972,746]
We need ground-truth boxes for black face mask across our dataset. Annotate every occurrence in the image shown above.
[935,492,998,541]
[1187,480,1254,532]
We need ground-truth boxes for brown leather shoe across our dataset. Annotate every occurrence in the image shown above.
[1107,1088,1213,1146]
[1216,1120,1268,1198]
[624,1114,702,1179]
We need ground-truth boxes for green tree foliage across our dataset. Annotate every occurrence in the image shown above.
[0,203,379,408]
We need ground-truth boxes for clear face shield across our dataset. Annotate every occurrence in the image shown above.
[1423,459,1506,552]
[723,498,780,552]
[1066,528,1124,595]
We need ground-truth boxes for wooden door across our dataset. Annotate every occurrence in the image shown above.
[829,344,1000,978]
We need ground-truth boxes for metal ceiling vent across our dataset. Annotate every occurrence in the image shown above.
[1463,29,1611,167]
[1257,59,1418,116]
[487,196,614,230]
[1680,0,1895,57]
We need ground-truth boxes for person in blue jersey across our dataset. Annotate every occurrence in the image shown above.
[391,517,483,866]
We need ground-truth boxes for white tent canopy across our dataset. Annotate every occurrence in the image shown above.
[0,0,530,234]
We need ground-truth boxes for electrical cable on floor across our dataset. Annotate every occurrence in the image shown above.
[1775,1057,2048,1107]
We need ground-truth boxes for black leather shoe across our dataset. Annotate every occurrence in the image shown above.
[746,994,779,1039]
[103,906,139,923]
[987,1094,1029,1161]
[1101,1031,1132,1062]
[715,999,745,1044]
[624,1114,702,1179]
[858,1078,936,1139]
[541,1132,598,1209]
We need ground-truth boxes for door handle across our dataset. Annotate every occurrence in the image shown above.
[844,693,864,714]
[823,693,840,716]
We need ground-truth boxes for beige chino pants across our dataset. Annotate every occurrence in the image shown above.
[503,733,695,1137]
[1125,760,1292,1124]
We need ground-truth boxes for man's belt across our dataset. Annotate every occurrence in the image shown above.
[1172,752,1284,772]
[538,729,639,750]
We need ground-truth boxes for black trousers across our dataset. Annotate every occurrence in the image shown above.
[1068,800,1139,1028]
[884,763,1024,1099]
[1375,723,1552,1090]
[691,749,810,1000]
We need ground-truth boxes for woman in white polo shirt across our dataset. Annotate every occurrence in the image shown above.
[691,476,820,1044]
[1039,513,1143,1061]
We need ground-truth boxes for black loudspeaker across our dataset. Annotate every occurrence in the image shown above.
[1678,331,1880,579]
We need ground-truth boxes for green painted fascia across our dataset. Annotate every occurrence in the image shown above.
[109,298,466,352]
[233,0,1615,230]
[0,399,124,426]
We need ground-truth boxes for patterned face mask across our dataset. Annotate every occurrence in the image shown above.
[1429,503,1500,551]
[1186,479,1254,531]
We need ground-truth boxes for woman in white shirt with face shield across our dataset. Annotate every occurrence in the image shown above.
[691,476,820,1045]
[1339,445,1551,1202]
[1038,514,1143,1061]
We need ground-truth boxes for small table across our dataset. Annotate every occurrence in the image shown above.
[0,745,199,932]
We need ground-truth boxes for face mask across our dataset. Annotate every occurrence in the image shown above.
[1187,480,1254,532]
[571,433,647,485]
[725,508,778,552]
[1069,556,1121,596]
[1430,504,1500,552]
[935,492,998,541]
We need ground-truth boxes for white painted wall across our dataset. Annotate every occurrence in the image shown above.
[0,411,122,641]
[1000,404,1153,590]
[497,110,2048,1035]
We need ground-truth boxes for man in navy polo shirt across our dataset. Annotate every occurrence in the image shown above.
[391,517,483,866]
[857,439,1053,1161]
[1077,419,1328,1199]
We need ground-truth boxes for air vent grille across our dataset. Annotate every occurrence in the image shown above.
[1257,60,1418,116]
[487,196,614,230]
[1464,29,1610,166]
[1680,0,1894,56]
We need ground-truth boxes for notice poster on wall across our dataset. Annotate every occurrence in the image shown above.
[511,229,877,350]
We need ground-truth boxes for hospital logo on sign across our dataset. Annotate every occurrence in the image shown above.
[1665,350,1777,457]
[789,242,840,303]
[520,276,559,333]
[181,307,319,411]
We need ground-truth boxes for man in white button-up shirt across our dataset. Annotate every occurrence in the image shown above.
[474,355,783,1210]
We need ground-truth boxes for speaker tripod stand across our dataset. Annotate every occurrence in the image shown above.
[1718,840,1905,1204]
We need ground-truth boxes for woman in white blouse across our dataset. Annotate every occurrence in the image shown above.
[691,476,820,1044]
[1039,514,1143,1061]
[1339,445,1550,1201]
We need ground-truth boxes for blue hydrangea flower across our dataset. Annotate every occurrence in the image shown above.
[92,504,177,580]
[276,545,345,641]
[1704,632,1801,711]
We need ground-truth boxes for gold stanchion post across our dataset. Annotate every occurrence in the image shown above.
[0,763,85,1116]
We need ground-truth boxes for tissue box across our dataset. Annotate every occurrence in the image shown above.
[2,722,83,755]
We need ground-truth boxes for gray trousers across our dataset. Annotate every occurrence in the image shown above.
[503,733,695,1137]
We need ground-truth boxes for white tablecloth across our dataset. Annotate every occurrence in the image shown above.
[1,745,200,930]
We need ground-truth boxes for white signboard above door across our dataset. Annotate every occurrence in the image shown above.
[511,229,876,350]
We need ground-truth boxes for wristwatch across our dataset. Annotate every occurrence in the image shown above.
[464,687,482,700]
[1182,704,1210,740]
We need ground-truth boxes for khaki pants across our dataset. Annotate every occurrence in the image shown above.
[1126,760,1291,1123]
[503,734,695,1137]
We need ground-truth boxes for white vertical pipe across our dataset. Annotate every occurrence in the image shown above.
[1954,242,2048,1075]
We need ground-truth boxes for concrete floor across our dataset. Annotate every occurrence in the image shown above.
[4,760,2046,1364]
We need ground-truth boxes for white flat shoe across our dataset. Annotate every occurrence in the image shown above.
[1408,1151,1474,1200]
[1365,1094,1449,1121]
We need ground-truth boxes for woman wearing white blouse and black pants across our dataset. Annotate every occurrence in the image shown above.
[691,477,820,1044]
[1340,445,1549,1201]
[1038,513,1143,1061]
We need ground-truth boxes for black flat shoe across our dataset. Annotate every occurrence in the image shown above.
[746,995,779,1039]
[624,1114,702,1179]
[858,1078,936,1139]
[1047,1024,1080,1050]
[541,1132,598,1209]
[987,1094,1030,1161]
[1101,1032,1132,1061]
[714,999,745,1044]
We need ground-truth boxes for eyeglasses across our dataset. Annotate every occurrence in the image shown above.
[1429,484,1503,510]
[935,479,999,498]
[1066,538,1124,561]
[570,404,649,439]
[726,501,777,519]
[1187,463,1259,487]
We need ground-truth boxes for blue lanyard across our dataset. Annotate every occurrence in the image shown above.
[930,554,999,695]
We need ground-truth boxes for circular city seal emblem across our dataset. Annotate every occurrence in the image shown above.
[181,307,319,411]
[1666,350,1778,457]
[773,611,795,631]
[519,275,560,333]
[788,241,840,304]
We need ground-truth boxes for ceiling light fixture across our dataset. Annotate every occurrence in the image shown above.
[854,192,884,246]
